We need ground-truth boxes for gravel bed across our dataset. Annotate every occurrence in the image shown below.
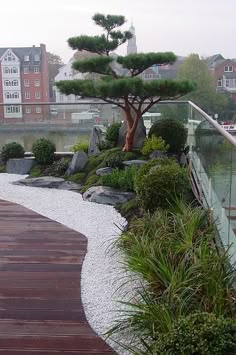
[0,174,135,353]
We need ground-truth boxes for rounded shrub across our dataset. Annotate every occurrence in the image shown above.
[32,138,56,164]
[155,313,236,355]
[1,142,25,163]
[105,122,121,146]
[148,118,187,154]
[135,159,189,211]
[105,151,123,169]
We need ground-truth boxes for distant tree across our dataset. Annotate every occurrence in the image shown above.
[56,13,194,151]
[177,54,234,119]
[47,52,64,83]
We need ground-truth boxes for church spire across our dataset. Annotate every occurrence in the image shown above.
[127,22,137,54]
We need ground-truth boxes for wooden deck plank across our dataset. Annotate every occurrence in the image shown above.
[0,199,115,354]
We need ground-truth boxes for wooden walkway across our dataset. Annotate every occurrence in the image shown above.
[0,199,115,354]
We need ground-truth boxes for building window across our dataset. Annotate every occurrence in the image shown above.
[25,92,30,99]
[4,52,16,62]
[13,92,19,99]
[217,79,222,87]
[24,79,30,87]
[12,67,18,74]
[26,107,31,113]
[24,55,30,61]
[34,54,40,61]
[12,80,18,86]
[3,67,10,74]
[4,80,11,86]
[35,92,41,99]
[34,66,40,73]
[24,66,29,74]
[34,79,40,86]
[6,105,20,113]
[5,92,11,99]
[224,66,233,72]
[225,79,230,87]
[36,106,41,113]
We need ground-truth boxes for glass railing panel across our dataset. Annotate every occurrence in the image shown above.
[188,103,236,262]
[0,102,122,152]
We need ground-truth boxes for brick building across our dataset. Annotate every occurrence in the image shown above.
[207,54,236,102]
[0,44,50,121]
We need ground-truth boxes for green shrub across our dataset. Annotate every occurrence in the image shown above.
[32,138,56,164]
[66,172,86,184]
[155,313,236,355]
[97,140,114,151]
[105,152,123,169]
[148,118,187,154]
[141,136,169,156]
[1,142,25,163]
[29,165,43,177]
[101,166,138,191]
[72,141,89,153]
[49,158,70,176]
[105,122,121,146]
[135,160,189,211]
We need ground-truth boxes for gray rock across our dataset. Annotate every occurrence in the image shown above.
[149,150,167,160]
[96,167,113,176]
[66,151,88,175]
[118,117,146,149]
[6,158,35,175]
[13,176,81,191]
[122,160,146,167]
[88,127,103,156]
[83,186,135,206]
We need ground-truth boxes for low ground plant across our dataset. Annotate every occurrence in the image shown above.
[101,166,138,191]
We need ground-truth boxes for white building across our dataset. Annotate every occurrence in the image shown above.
[54,59,84,103]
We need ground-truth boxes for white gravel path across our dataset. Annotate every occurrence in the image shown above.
[0,174,134,353]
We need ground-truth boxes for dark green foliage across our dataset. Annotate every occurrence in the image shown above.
[105,122,121,146]
[80,174,100,193]
[101,166,138,191]
[32,138,56,164]
[134,160,189,211]
[149,118,187,154]
[117,52,176,75]
[1,142,25,163]
[155,313,236,355]
[105,151,123,168]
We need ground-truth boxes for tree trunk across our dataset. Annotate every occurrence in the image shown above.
[123,128,135,152]
[122,112,141,152]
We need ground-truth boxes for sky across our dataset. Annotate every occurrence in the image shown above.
[1,0,236,63]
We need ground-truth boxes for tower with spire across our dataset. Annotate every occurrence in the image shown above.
[127,22,137,55]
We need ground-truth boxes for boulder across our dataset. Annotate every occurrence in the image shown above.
[83,186,135,206]
[88,127,103,156]
[65,151,88,175]
[96,167,113,176]
[122,160,146,167]
[13,176,81,191]
[6,158,35,175]
[149,150,167,160]
[118,117,146,149]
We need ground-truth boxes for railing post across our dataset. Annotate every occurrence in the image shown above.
[208,178,212,204]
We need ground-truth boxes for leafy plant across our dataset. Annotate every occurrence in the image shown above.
[32,138,56,164]
[105,122,121,146]
[148,118,187,154]
[49,158,70,176]
[72,140,89,153]
[141,136,169,156]
[101,166,138,191]
[1,142,25,163]
[155,313,236,355]
[105,151,123,168]
[135,159,189,211]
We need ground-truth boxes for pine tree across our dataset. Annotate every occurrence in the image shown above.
[56,13,194,151]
